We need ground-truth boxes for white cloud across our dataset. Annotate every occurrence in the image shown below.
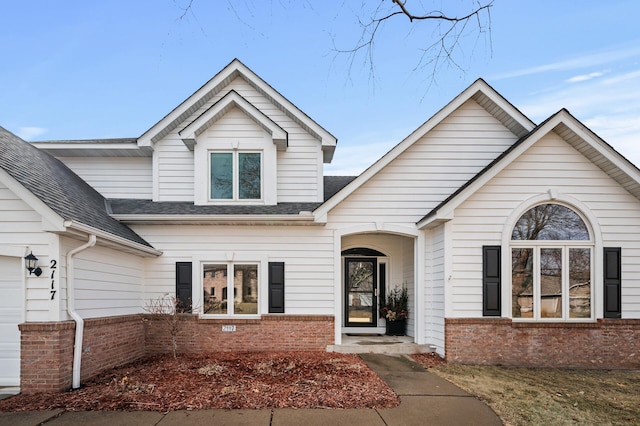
[493,44,640,80]
[16,126,48,140]
[516,68,640,167]
[566,71,606,83]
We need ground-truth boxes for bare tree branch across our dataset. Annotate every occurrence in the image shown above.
[334,0,494,87]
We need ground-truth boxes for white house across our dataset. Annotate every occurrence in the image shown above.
[1,59,639,393]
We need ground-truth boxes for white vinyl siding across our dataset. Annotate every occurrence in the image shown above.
[155,139,194,201]
[154,77,323,203]
[424,225,445,354]
[0,181,57,322]
[55,157,152,199]
[449,131,640,318]
[136,225,335,315]
[62,237,145,319]
[328,100,518,225]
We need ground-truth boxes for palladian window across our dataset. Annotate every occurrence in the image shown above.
[511,204,593,320]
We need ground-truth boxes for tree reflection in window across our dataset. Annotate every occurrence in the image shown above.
[511,203,592,320]
[238,153,261,199]
[512,204,589,240]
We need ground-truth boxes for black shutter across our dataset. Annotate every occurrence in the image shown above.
[604,247,622,319]
[483,246,501,316]
[175,262,192,312]
[378,263,386,318]
[268,262,285,313]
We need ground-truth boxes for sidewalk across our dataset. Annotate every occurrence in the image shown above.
[0,354,502,426]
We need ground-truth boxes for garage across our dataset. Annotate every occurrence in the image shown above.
[0,256,23,387]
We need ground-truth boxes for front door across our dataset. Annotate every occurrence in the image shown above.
[345,257,377,327]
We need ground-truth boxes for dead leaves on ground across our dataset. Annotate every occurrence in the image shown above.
[0,352,399,412]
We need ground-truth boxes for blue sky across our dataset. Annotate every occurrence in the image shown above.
[1,1,639,175]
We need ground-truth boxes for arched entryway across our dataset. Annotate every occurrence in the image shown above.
[341,232,417,336]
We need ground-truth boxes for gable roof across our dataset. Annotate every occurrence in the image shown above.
[313,78,536,218]
[138,58,337,162]
[417,109,640,229]
[0,126,158,252]
[179,90,288,151]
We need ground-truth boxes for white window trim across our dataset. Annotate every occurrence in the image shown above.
[510,242,594,321]
[208,150,263,203]
[193,135,278,206]
[192,253,267,318]
[500,192,604,320]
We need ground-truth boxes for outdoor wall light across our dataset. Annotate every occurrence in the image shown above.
[25,251,43,277]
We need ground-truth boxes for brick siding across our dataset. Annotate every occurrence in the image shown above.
[445,318,640,368]
[144,314,335,354]
[18,322,75,393]
[19,314,334,393]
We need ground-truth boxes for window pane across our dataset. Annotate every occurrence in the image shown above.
[238,153,261,199]
[203,264,228,314]
[211,153,233,199]
[233,264,258,315]
[570,248,591,318]
[512,248,533,318]
[540,248,562,318]
[512,204,589,240]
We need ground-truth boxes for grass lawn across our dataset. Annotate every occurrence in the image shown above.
[429,364,640,425]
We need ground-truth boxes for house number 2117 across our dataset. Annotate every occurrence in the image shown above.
[50,259,57,300]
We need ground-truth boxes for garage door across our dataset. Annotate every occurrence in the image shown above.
[0,256,23,387]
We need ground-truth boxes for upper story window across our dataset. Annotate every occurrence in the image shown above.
[511,204,593,320]
[210,151,261,200]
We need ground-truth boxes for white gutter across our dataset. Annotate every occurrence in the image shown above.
[66,234,96,389]
[63,220,162,257]
[110,213,321,225]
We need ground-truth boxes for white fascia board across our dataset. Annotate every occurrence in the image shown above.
[138,59,337,158]
[110,213,322,226]
[556,110,640,185]
[0,168,66,232]
[31,142,151,157]
[417,212,454,230]
[316,79,527,218]
[417,110,611,230]
[62,220,163,257]
[179,90,288,151]
[230,61,337,159]
[137,61,243,148]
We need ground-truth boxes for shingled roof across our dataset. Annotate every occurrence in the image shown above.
[0,126,152,248]
[108,176,357,216]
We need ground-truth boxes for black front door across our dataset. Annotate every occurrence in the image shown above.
[345,257,377,327]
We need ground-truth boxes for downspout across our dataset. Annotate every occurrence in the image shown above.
[66,234,97,389]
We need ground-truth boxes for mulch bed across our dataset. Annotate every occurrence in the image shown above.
[0,352,399,412]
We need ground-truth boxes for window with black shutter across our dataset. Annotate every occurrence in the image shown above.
[603,247,622,319]
[268,262,285,313]
[483,246,501,316]
[175,262,193,312]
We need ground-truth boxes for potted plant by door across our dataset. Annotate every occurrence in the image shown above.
[381,287,408,336]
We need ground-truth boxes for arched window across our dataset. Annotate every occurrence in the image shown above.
[511,204,593,320]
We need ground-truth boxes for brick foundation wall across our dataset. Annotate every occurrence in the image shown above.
[19,321,75,393]
[445,318,640,369]
[19,313,334,393]
[79,315,146,381]
[144,314,335,355]
[19,315,145,393]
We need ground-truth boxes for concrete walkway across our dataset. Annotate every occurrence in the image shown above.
[0,354,502,426]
